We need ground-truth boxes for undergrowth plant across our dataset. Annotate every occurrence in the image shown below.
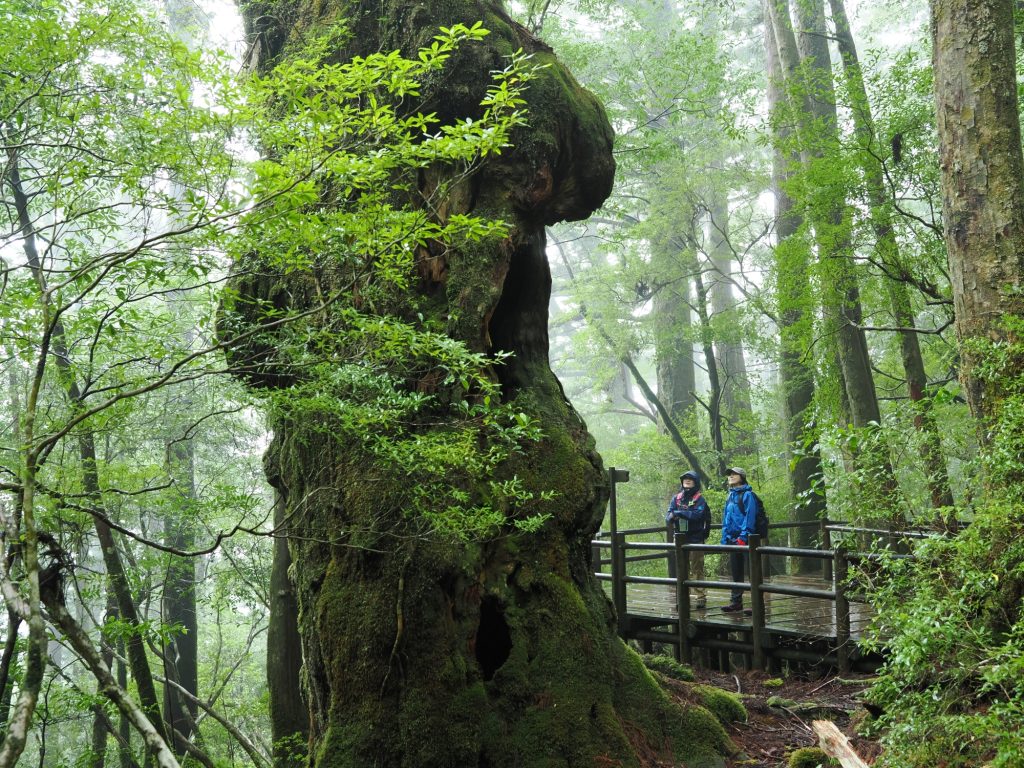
[862,332,1024,767]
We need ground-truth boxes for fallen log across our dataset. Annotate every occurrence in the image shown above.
[811,720,869,768]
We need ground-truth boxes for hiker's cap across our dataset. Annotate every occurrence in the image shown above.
[725,467,746,477]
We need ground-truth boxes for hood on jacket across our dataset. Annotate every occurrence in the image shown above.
[679,470,702,491]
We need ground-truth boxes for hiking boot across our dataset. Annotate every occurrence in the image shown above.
[721,603,743,613]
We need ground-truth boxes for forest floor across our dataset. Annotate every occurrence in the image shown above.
[682,667,881,767]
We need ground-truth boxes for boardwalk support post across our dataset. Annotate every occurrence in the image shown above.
[748,534,766,671]
[666,520,677,578]
[834,545,851,674]
[674,534,692,664]
[612,531,627,636]
[821,520,833,581]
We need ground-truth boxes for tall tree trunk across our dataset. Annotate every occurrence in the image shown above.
[707,197,755,455]
[790,0,881,431]
[229,3,732,766]
[773,0,900,514]
[765,4,827,560]
[829,0,954,512]
[932,0,1024,627]
[264,489,307,768]
[653,235,697,424]
[933,0,1024,435]
[162,438,198,755]
[693,260,728,477]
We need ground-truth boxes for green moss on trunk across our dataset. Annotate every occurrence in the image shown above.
[228,2,735,766]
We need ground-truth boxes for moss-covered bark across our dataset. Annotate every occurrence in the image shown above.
[228,2,735,765]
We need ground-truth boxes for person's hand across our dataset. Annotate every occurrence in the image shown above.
[735,538,746,546]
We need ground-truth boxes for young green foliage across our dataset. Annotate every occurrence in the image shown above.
[226,23,556,539]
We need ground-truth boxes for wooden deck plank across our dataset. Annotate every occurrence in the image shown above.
[603,575,875,642]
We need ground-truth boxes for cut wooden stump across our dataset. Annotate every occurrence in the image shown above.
[811,720,869,768]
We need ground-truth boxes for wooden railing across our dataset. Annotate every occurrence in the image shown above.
[591,521,919,673]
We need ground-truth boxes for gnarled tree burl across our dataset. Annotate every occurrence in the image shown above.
[226,1,732,765]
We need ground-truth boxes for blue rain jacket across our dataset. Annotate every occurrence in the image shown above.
[720,484,758,544]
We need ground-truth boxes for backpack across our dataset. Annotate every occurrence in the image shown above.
[746,490,769,539]
[674,491,713,541]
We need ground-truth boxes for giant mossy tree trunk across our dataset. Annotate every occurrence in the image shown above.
[231,2,732,767]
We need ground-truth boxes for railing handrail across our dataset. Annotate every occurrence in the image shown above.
[601,531,862,673]
[827,523,936,539]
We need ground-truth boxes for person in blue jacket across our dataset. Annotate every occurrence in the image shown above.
[720,467,758,613]
[666,470,710,609]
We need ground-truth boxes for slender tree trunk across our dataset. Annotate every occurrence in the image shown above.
[8,153,167,745]
[162,438,198,755]
[0,609,21,732]
[653,235,697,424]
[264,489,307,768]
[707,197,755,455]
[790,0,881,430]
[0,156,60,768]
[117,647,133,768]
[693,262,728,477]
[90,637,116,768]
[829,0,954,512]
[0,368,23,734]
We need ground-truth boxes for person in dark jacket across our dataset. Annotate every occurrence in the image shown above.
[666,470,710,609]
[719,467,758,613]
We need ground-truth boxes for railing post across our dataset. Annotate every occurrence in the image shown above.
[821,520,833,582]
[674,533,692,664]
[748,534,766,671]
[666,520,677,578]
[608,467,629,536]
[834,545,851,674]
[612,531,628,636]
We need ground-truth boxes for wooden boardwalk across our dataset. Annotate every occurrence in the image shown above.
[620,575,874,642]
[593,524,885,672]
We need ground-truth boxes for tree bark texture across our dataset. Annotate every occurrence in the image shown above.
[932,0,1024,432]
[230,2,732,766]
